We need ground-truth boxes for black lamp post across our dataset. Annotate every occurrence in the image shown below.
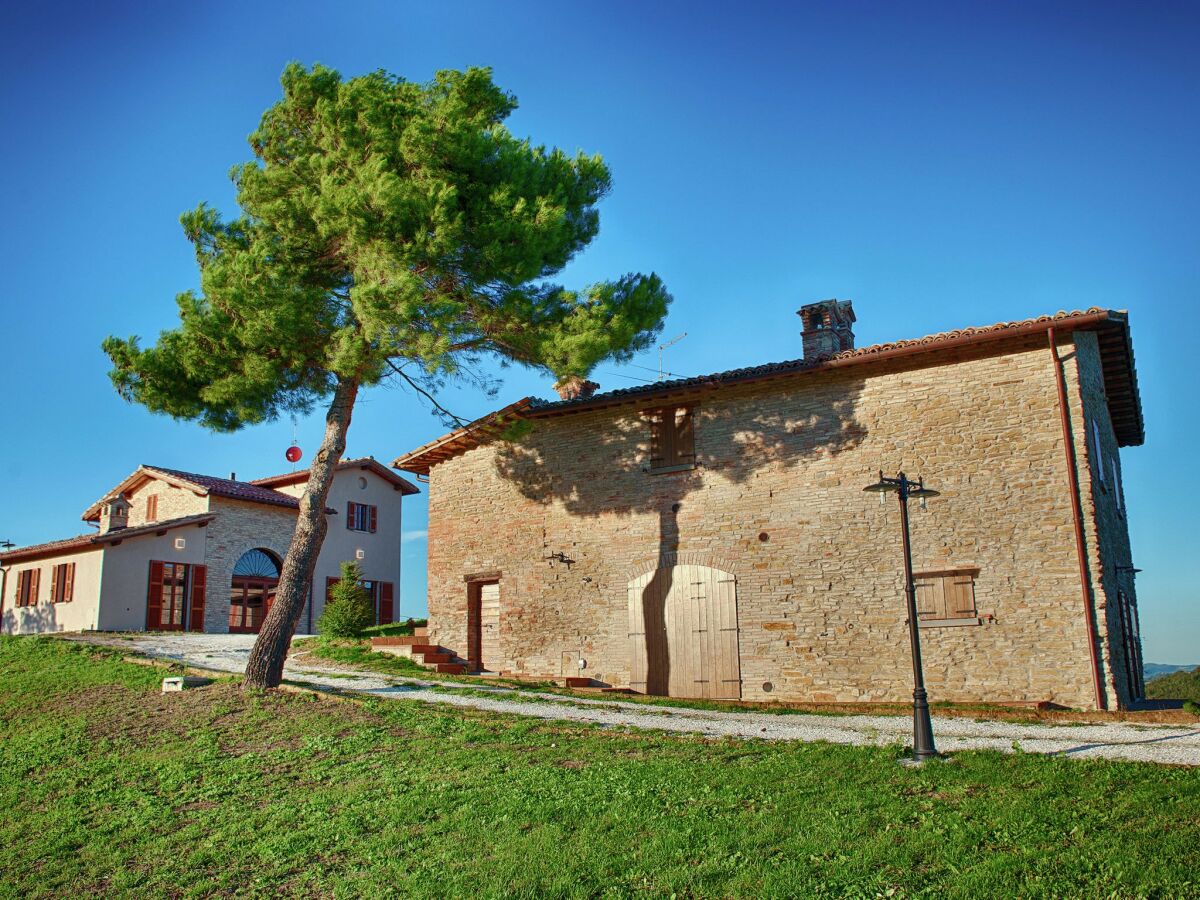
[864,470,940,765]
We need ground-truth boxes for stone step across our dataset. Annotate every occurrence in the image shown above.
[435,663,466,674]
[564,677,596,688]
[370,635,427,648]
[413,626,429,638]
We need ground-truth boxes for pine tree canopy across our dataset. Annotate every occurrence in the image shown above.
[103,63,672,430]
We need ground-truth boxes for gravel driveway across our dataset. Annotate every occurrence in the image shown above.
[67,632,1200,767]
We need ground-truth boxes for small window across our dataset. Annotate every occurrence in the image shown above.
[645,405,696,472]
[146,494,159,522]
[913,569,979,621]
[51,563,75,603]
[346,501,378,533]
[16,569,39,607]
[1111,457,1123,513]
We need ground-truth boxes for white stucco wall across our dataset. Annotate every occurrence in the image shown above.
[96,524,210,631]
[1,547,105,635]
[312,468,404,622]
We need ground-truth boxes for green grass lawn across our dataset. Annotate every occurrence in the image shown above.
[2,637,1198,898]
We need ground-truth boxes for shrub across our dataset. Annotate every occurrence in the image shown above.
[317,561,375,638]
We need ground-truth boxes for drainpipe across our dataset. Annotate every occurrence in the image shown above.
[1048,327,1107,710]
[0,565,8,627]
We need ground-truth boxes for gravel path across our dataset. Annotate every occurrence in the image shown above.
[66,632,1200,766]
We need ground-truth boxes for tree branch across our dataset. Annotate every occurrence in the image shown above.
[386,360,470,427]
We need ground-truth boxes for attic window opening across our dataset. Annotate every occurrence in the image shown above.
[644,405,696,473]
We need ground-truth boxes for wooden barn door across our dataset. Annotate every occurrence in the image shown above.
[478,582,501,672]
[627,565,740,699]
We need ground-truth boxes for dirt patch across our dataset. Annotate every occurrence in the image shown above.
[67,681,377,755]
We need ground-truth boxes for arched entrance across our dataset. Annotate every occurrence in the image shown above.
[229,548,281,634]
[627,563,741,699]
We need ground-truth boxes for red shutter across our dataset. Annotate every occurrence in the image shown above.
[369,505,377,534]
[64,563,75,602]
[146,561,164,630]
[347,501,355,530]
[50,565,60,604]
[326,577,338,604]
[379,582,394,624]
[188,565,207,633]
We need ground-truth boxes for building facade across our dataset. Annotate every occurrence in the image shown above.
[394,303,1145,710]
[1,458,418,635]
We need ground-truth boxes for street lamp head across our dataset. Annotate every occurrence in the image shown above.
[863,470,899,494]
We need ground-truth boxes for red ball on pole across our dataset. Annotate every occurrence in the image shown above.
[285,445,302,463]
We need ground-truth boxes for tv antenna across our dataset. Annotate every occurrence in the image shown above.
[658,332,687,381]
[0,539,14,550]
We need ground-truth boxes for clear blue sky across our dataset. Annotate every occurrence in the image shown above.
[1,1,1196,663]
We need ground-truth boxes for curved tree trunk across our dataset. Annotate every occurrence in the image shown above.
[243,378,359,690]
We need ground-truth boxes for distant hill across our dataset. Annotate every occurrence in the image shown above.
[1145,665,1200,704]
[1144,662,1199,679]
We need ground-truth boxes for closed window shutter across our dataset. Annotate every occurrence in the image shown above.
[65,563,75,602]
[379,582,394,624]
[949,574,976,616]
[648,411,664,466]
[325,577,338,605]
[676,407,695,463]
[146,561,164,630]
[661,408,677,466]
[30,568,40,605]
[50,565,60,604]
[369,505,377,534]
[347,501,355,530]
[188,565,207,633]
[147,494,158,522]
[914,575,939,619]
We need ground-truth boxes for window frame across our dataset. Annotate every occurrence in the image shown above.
[51,562,75,603]
[643,404,697,474]
[346,501,378,533]
[913,567,981,626]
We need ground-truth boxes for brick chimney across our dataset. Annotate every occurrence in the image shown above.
[798,299,856,360]
[100,493,131,534]
[553,375,600,401]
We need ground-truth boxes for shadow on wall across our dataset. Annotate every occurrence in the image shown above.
[493,374,870,694]
[2,603,64,635]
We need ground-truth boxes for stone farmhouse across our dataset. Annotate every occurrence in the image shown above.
[393,301,1145,711]
[1,458,418,635]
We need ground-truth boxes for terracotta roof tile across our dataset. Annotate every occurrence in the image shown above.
[392,307,1144,474]
[1,514,216,565]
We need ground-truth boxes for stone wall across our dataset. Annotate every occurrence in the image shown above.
[124,481,208,528]
[425,336,1133,709]
[1071,331,1141,707]
[201,499,301,634]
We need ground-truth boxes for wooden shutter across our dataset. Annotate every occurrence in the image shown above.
[64,563,75,602]
[369,505,378,534]
[188,565,207,633]
[675,407,695,463]
[948,573,976,616]
[913,575,940,619]
[379,582,394,624]
[147,494,158,522]
[17,571,30,607]
[50,565,60,604]
[146,561,164,629]
[29,568,40,605]
[325,577,338,605]
[647,410,664,468]
[346,501,355,530]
